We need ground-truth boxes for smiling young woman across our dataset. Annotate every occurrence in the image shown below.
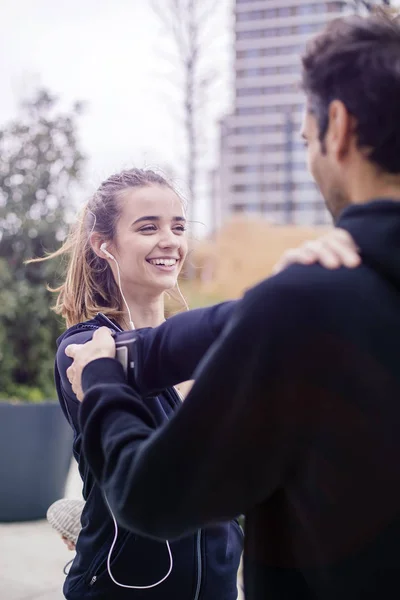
[33,168,243,600]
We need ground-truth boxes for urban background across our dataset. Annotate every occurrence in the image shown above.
[0,2,396,598]
[0,0,394,394]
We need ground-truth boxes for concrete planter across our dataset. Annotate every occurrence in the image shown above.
[0,401,73,522]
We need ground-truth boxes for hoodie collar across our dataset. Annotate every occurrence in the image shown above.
[56,314,120,348]
[337,199,400,288]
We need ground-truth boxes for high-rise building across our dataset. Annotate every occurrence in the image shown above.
[218,0,350,226]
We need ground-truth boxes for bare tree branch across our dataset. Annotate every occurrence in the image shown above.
[151,0,188,58]
[151,0,224,231]
[197,0,221,28]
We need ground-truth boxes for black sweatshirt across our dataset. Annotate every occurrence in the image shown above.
[80,200,400,600]
[55,301,243,600]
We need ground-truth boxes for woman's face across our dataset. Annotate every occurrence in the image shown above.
[110,184,188,296]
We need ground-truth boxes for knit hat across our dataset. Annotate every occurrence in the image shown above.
[46,498,85,544]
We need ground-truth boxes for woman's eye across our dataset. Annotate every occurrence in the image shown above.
[140,225,157,233]
[174,225,186,233]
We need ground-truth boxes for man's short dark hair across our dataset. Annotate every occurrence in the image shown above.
[301,11,400,174]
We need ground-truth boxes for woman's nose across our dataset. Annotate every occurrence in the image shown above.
[158,230,180,248]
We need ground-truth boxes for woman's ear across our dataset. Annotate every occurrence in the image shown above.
[90,232,107,259]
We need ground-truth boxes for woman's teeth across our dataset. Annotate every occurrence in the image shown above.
[148,258,177,267]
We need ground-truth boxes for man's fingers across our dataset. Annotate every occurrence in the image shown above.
[92,326,114,341]
[303,240,340,269]
[320,236,361,268]
[92,327,116,358]
[331,228,360,251]
[66,365,74,382]
[271,229,361,275]
[271,247,316,275]
[65,344,79,358]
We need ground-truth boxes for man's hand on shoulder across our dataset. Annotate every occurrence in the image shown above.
[272,228,361,275]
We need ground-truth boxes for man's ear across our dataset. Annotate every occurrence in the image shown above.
[326,100,355,160]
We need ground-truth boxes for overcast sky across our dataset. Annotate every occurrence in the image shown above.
[0,0,233,230]
[1,1,398,230]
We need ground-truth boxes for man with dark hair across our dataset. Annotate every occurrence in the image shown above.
[301,11,400,218]
[66,12,400,600]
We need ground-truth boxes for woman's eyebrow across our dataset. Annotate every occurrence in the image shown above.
[132,216,159,224]
[132,216,186,225]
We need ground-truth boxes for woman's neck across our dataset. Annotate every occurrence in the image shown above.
[120,292,165,330]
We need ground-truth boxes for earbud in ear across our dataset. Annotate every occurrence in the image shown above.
[100,242,115,261]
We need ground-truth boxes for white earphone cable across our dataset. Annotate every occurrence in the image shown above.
[104,494,173,589]
[175,282,189,312]
[113,258,135,330]
[89,216,174,589]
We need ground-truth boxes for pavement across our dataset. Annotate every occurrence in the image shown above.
[0,460,82,600]
[0,461,244,599]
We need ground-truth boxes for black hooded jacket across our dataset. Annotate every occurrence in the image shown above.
[80,200,400,600]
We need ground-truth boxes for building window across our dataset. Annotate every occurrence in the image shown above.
[236,87,261,97]
[263,47,277,56]
[236,45,304,60]
[232,184,264,193]
[233,139,308,155]
[236,10,264,21]
[236,48,261,59]
[236,107,264,115]
[291,141,306,151]
[237,22,325,41]
[292,162,307,170]
[233,124,282,135]
[237,67,263,77]
[233,165,260,174]
[237,64,298,78]
[278,64,298,74]
[232,182,316,194]
[237,30,264,40]
[237,84,295,97]
[234,145,264,154]
[298,23,319,34]
[271,162,307,172]
[298,4,317,15]
[232,164,306,174]
[293,202,318,211]
[235,105,300,115]
[277,7,289,17]
[231,203,266,216]
[293,182,318,191]
[236,3,343,22]
[328,1,344,12]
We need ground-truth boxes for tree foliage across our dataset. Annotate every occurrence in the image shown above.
[0,90,85,400]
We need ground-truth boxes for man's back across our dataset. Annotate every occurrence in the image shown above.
[245,200,400,599]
